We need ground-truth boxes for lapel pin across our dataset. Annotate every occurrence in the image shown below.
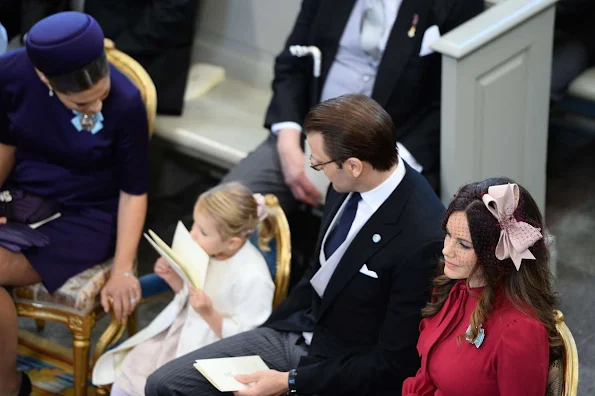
[408,13,419,38]
[372,234,381,243]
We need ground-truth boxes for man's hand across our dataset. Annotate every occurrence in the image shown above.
[154,256,183,293]
[100,271,141,321]
[277,128,322,206]
[0,217,6,224]
[233,370,289,396]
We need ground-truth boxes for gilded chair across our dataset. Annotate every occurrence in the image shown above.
[258,193,292,309]
[12,39,156,396]
[95,193,292,395]
[547,310,579,396]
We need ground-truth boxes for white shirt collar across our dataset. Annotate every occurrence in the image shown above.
[359,156,406,213]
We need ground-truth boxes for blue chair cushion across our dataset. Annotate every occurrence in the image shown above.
[249,232,277,279]
[139,272,173,298]
[139,235,278,300]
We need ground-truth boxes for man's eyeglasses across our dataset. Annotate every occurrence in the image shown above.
[309,156,335,171]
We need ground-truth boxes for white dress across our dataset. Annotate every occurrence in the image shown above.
[92,242,275,395]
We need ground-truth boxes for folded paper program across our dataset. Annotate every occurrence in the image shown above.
[193,356,269,392]
[144,221,209,290]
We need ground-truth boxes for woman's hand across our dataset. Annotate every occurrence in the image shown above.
[188,286,213,315]
[154,256,183,293]
[100,271,141,321]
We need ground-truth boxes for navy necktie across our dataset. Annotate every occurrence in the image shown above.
[324,192,362,259]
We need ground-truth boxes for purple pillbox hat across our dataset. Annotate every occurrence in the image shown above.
[26,11,104,77]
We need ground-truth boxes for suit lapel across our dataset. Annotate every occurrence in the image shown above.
[318,167,415,317]
[371,0,423,107]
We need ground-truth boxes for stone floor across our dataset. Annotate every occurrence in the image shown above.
[18,116,595,394]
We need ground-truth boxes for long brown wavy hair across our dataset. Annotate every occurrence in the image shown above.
[421,177,562,361]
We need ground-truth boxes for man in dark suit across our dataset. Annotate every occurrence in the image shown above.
[222,0,483,213]
[145,94,445,396]
[551,0,595,102]
[85,0,198,115]
[0,0,68,43]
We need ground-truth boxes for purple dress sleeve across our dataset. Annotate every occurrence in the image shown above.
[0,87,15,146]
[116,91,149,195]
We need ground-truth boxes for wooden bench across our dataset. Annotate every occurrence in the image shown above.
[154,73,270,170]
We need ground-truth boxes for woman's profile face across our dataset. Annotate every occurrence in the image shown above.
[442,211,478,281]
[55,76,111,115]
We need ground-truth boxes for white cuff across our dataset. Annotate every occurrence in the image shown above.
[397,142,423,173]
[271,122,303,135]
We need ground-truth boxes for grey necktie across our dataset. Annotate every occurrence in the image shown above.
[360,0,386,59]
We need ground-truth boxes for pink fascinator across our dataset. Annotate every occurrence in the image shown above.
[481,183,543,270]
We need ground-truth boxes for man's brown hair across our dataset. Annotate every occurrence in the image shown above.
[303,94,398,171]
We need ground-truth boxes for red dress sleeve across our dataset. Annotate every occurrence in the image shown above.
[496,317,549,395]
[402,366,438,396]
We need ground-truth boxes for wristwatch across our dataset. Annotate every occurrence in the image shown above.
[287,368,298,394]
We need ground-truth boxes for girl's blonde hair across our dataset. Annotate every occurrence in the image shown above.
[196,182,277,250]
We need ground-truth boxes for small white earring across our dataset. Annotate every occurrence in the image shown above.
[48,88,54,97]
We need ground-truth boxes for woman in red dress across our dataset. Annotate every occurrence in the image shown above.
[402,178,563,396]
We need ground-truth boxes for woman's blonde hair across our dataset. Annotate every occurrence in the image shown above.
[196,182,277,250]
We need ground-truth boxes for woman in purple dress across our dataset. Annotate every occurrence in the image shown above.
[0,12,149,394]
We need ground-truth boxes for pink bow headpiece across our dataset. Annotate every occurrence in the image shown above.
[253,194,268,221]
[481,183,542,270]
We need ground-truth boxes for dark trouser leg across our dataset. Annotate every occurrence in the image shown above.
[145,328,307,396]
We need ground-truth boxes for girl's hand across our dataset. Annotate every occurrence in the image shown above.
[154,257,183,293]
[189,286,213,315]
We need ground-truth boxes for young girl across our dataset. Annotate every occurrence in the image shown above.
[402,178,562,395]
[93,182,276,395]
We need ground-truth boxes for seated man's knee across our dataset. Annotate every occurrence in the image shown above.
[144,369,167,395]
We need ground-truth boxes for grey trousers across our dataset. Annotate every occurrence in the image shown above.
[222,135,299,215]
[144,328,308,396]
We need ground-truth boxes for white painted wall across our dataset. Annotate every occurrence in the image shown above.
[192,0,302,89]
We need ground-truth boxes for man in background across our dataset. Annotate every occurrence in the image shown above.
[551,0,595,102]
[85,0,199,115]
[222,0,484,214]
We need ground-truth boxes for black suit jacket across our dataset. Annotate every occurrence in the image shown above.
[555,0,595,54]
[264,163,446,395]
[264,0,483,174]
[85,0,198,115]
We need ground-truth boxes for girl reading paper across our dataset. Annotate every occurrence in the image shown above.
[93,182,276,395]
